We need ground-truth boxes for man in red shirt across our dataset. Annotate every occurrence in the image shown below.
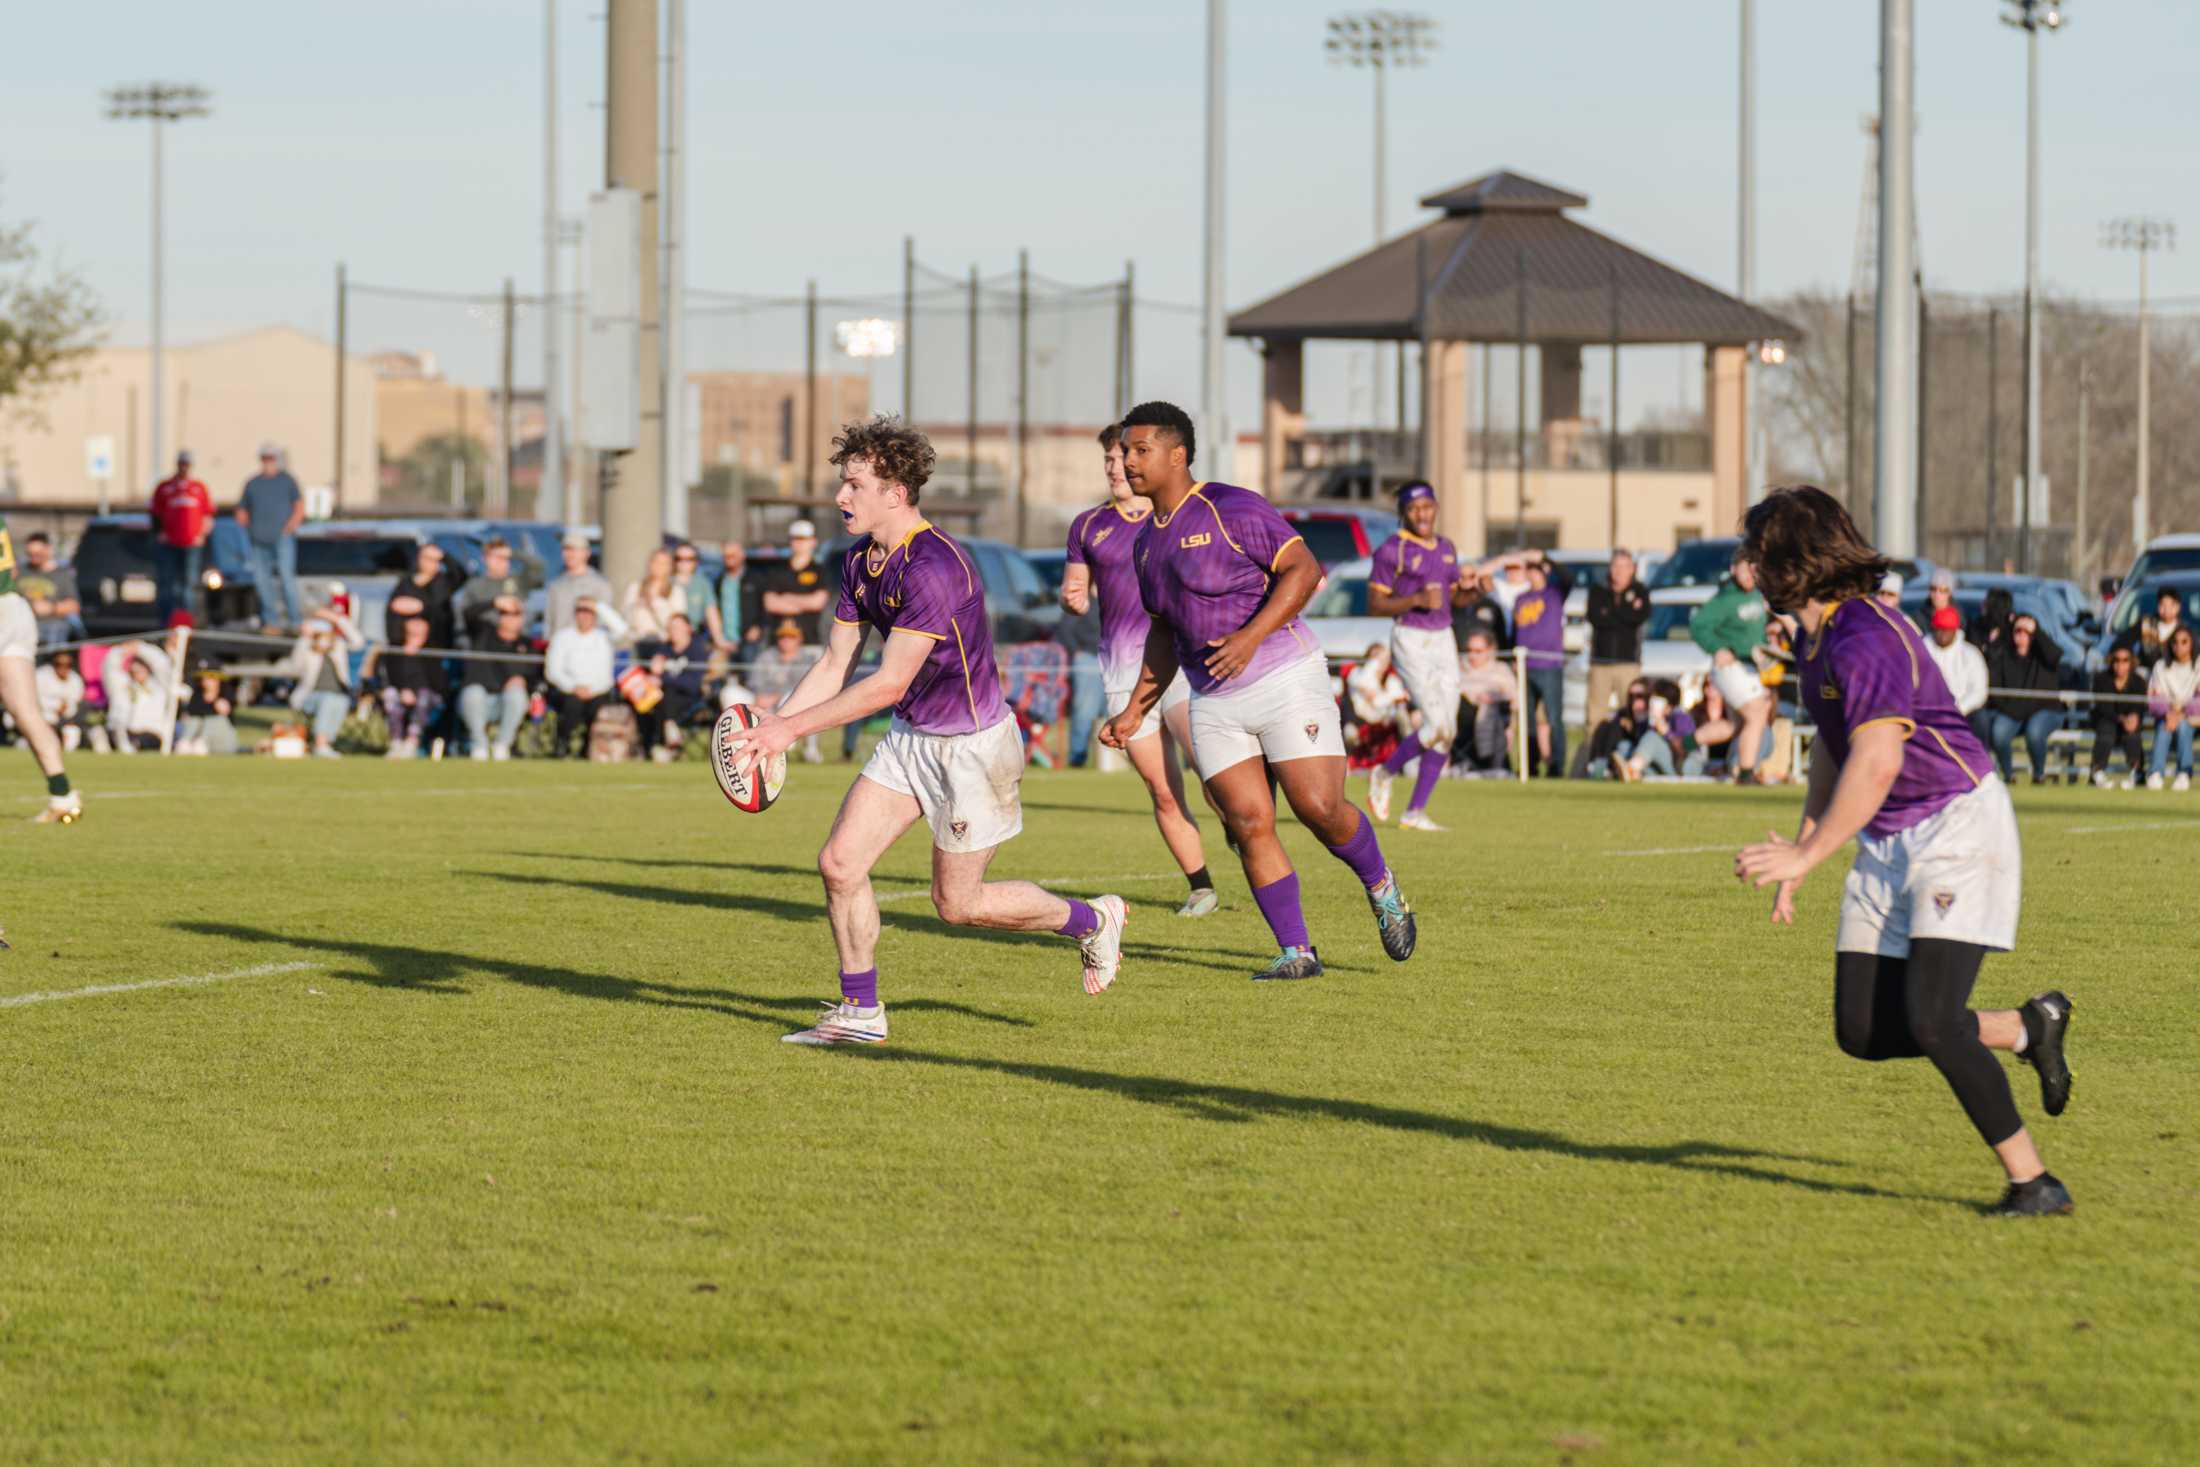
[149,448,213,624]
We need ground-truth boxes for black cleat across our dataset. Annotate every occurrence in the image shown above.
[1989,1172,2074,1217]
[1252,946,1324,982]
[1367,872,1417,962]
[2019,990,2073,1117]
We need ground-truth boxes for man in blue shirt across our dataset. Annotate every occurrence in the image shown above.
[236,443,305,632]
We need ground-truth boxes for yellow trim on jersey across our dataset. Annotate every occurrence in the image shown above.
[922,525,977,599]
[1857,596,1922,689]
[893,628,947,641]
[1108,502,1151,526]
[1398,529,1439,549]
[833,615,863,626]
[949,615,980,727]
[1851,714,1918,740]
[1367,582,1394,593]
[1267,534,1306,573]
[1150,482,1203,530]
[1927,727,1985,786]
[1181,489,1246,558]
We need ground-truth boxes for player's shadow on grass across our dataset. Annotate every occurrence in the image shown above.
[456,870,1320,977]
[170,922,1034,1028]
[844,1049,1958,1205]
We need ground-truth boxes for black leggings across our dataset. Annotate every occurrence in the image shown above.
[1834,940,2024,1147]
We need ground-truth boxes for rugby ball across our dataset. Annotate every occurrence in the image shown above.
[712,703,788,813]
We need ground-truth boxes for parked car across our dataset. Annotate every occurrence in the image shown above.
[74,512,261,638]
[1279,504,1400,567]
[1648,536,1742,590]
[2118,533,2200,595]
[294,521,441,642]
[1957,572,2095,644]
[1024,548,1068,597]
[1639,585,1716,710]
[2088,571,2200,674]
[1301,557,1392,664]
[1899,584,2086,678]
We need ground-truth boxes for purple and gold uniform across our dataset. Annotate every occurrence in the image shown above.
[1134,482,1340,779]
[834,521,1009,737]
[1066,502,1155,692]
[1799,597,1992,838]
[1803,596,2020,955]
[1367,532,1460,633]
[1134,483,1319,698]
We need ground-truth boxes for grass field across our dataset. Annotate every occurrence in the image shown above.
[2,754,2195,1465]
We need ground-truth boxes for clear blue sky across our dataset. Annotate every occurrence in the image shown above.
[6,0,2195,430]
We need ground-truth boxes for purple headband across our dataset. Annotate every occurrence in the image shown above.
[1396,482,1436,510]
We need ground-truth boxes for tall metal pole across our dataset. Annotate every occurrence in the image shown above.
[568,226,589,527]
[499,276,517,515]
[1514,248,1527,549]
[1914,284,1929,555]
[2020,18,2040,572]
[1985,307,1999,566]
[333,262,347,511]
[150,115,165,483]
[1842,292,1856,504]
[1016,249,1030,546]
[541,0,564,528]
[106,84,208,489]
[967,264,980,493]
[2076,361,2090,586]
[1479,342,1492,538]
[1608,265,1621,548]
[902,236,915,424]
[662,0,687,537]
[604,0,661,594]
[1739,0,1759,505]
[804,279,818,498]
[2137,241,2150,552]
[1201,0,1230,482]
[1123,259,1136,407]
[1873,0,1916,558]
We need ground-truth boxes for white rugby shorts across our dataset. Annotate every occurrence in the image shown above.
[1838,775,2021,957]
[1714,658,1768,709]
[1103,669,1190,743]
[1187,652,1346,781]
[861,713,1025,854]
[1389,622,1461,746]
[0,593,36,662]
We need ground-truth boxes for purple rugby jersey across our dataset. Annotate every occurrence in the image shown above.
[1065,501,1157,690]
[833,522,1010,736]
[1368,531,1461,632]
[1133,482,1320,697]
[1799,596,1991,837]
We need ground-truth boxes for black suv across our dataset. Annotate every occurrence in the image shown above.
[73,513,260,637]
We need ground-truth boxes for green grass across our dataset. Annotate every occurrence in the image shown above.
[1,756,2194,1465]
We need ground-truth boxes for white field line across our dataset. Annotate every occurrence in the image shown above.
[0,960,317,1010]
[1609,843,1737,857]
[875,872,1191,903]
[2061,820,2200,836]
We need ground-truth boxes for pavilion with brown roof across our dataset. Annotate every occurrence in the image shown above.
[1230,169,1799,551]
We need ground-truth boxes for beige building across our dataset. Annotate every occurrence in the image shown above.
[692,369,871,499]
[0,325,379,511]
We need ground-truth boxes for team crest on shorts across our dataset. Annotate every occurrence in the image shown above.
[950,819,968,839]
[1932,890,1956,914]
[1304,721,1320,743]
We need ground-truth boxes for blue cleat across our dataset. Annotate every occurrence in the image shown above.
[1253,946,1324,982]
[1367,871,1416,961]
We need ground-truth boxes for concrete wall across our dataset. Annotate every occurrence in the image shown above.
[0,326,380,511]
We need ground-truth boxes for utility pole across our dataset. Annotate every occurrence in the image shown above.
[2104,216,2173,555]
[541,0,563,527]
[2075,361,2090,587]
[2003,0,2064,572]
[104,82,210,491]
[603,0,661,594]
[662,0,687,537]
[1514,248,1528,549]
[903,236,916,425]
[804,279,818,500]
[1016,250,1030,547]
[1739,0,1759,505]
[499,276,516,515]
[966,264,979,493]
[1873,0,1916,558]
[1986,307,1999,567]
[1201,0,1231,482]
[334,262,347,511]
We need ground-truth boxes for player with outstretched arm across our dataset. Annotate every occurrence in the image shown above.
[1101,401,1415,982]
[727,417,1128,1045]
[1732,487,2076,1216]
[1062,423,1218,917]
[1364,480,1463,832]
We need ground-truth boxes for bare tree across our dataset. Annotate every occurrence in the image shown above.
[0,189,103,425]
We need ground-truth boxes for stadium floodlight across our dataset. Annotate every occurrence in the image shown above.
[834,318,901,360]
[2102,216,2174,550]
[1323,10,1437,244]
[104,82,211,488]
[1756,340,1788,367]
[1998,1,2064,571]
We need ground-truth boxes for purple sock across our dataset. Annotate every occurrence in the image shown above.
[1404,749,1446,815]
[1056,899,1099,940]
[1382,730,1425,775]
[1324,808,1390,890]
[840,967,879,1008]
[1249,873,1312,951]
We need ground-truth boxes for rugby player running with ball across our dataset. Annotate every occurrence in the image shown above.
[1733,487,2075,1216]
[1102,401,1415,981]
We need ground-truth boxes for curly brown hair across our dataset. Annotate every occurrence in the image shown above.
[829,415,936,501]
[1739,485,1891,611]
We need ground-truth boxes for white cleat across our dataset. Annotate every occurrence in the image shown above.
[782,1000,889,1046]
[1079,894,1128,995]
[2148,772,2166,790]
[2092,770,2111,789]
[2178,773,2192,793]
[1368,764,1395,823]
[1175,887,1220,918]
[31,794,83,825]
[1396,809,1447,832]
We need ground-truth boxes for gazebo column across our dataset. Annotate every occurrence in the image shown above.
[1259,337,1305,496]
[1421,339,1479,553]
[1705,344,1748,536]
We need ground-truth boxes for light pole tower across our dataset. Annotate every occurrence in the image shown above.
[1739,0,1760,503]
[1201,0,1230,483]
[1873,0,1916,558]
[104,81,210,489]
[542,1,564,526]
[2103,216,2173,555]
[2003,0,2064,572]
[1325,9,1436,435]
